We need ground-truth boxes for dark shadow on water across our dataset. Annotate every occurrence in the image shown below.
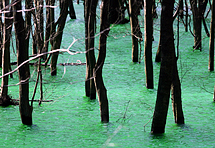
[150,133,166,139]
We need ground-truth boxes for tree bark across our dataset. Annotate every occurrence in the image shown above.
[151,0,175,134]
[1,0,13,105]
[129,0,142,62]
[13,0,32,125]
[209,0,215,71]
[50,0,69,76]
[144,0,154,89]
[171,58,185,124]
[93,0,110,123]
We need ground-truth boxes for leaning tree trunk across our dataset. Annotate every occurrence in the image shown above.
[93,0,110,123]
[151,0,175,134]
[13,0,32,125]
[209,0,215,71]
[0,0,13,106]
[129,0,141,62]
[144,0,154,89]
[50,0,69,76]
[171,57,185,124]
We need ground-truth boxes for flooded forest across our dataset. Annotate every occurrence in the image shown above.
[0,0,215,147]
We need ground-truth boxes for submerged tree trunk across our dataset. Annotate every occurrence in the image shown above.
[209,0,215,71]
[129,0,142,62]
[144,0,154,89]
[84,0,98,99]
[171,58,185,124]
[190,0,208,50]
[93,0,110,123]
[151,0,176,133]
[13,0,32,125]
[50,0,69,76]
[0,0,13,106]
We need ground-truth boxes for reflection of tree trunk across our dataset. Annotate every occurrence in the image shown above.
[209,0,214,71]
[13,0,32,125]
[93,0,110,123]
[144,0,154,89]
[50,0,69,76]
[151,0,176,133]
[129,0,141,62]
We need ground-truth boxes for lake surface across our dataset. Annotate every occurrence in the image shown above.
[1,2,215,148]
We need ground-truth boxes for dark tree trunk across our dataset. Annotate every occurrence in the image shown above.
[171,58,185,124]
[0,0,13,106]
[144,0,154,89]
[0,2,3,67]
[185,0,188,32]
[155,36,161,62]
[151,0,175,134]
[109,0,127,24]
[129,0,142,62]
[84,0,90,97]
[84,0,98,99]
[190,0,208,50]
[50,0,69,76]
[93,0,110,123]
[209,0,215,71]
[69,0,76,19]
[13,0,32,125]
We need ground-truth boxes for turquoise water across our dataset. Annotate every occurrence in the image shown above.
[1,2,215,148]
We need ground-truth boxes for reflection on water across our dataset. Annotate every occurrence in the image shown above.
[1,3,215,148]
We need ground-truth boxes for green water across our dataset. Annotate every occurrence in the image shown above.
[1,3,215,148]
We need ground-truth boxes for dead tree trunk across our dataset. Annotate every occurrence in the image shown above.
[13,0,32,125]
[93,0,110,123]
[209,0,215,71]
[129,0,142,62]
[50,0,69,76]
[144,0,154,89]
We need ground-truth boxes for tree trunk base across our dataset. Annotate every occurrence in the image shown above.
[0,95,19,107]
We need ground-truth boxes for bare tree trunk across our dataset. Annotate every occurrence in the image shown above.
[151,0,175,134]
[209,0,214,71]
[0,2,3,67]
[155,36,161,62]
[0,0,13,106]
[185,0,188,32]
[87,0,98,99]
[34,0,44,55]
[129,0,141,62]
[93,0,110,123]
[171,58,185,124]
[42,0,51,60]
[69,0,76,19]
[144,0,154,89]
[84,0,98,99]
[50,0,69,76]
[13,0,32,125]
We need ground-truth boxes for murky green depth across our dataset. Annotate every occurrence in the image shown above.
[1,3,215,148]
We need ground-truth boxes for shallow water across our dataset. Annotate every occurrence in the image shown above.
[1,2,215,148]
